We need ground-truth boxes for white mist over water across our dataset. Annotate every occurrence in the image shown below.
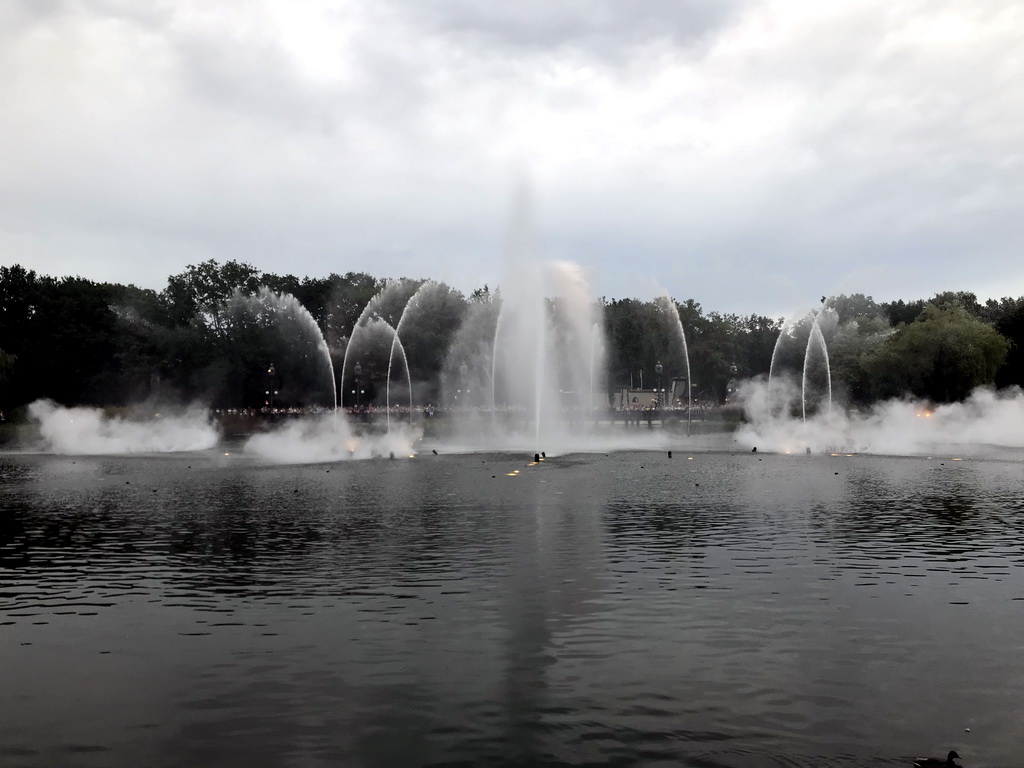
[737,379,1024,455]
[424,427,693,457]
[28,399,219,454]
[244,417,420,463]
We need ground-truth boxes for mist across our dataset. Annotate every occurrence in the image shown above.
[736,378,1024,455]
[244,416,420,463]
[28,399,219,454]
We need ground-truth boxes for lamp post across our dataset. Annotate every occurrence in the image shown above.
[265,363,278,410]
[458,362,468,408]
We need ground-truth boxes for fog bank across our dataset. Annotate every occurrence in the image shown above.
[736,380,1024,455]
[28,399,219,454]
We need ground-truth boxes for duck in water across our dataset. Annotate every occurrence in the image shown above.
[913,750,961,768]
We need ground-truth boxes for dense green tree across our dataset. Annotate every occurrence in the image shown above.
[989,297,1024,388]
[827,316,892,404]
[865,304,1009,402]
[929,290,985,318]
[828,293,884,325]
[884,298,926,326]
[687,310,742,402]
[0,349,16,406]
[0,268,127,407]
[736,314,781,378]
[318,272,387,347]
[162,259,263,330]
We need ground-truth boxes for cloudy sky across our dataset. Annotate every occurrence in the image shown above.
[2,0,1021,315]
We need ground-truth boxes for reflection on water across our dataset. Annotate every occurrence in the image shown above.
[2,450,1024,767]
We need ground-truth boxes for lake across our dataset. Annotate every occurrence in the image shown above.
[2,446,1022,767]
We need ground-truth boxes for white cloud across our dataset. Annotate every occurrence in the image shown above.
[0,0,1020,314]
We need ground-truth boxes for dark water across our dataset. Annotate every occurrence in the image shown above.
[2,449,1023,768]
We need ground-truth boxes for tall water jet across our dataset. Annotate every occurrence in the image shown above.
[486,258,606,445]
[589,322,604,415]
[445,185,606,449]
[489,304,503,419]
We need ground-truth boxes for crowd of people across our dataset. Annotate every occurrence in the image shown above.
[208,400,729,420]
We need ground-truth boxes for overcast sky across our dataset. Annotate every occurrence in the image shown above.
[1,0,1021,316]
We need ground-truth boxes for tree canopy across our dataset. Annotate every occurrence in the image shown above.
[1,260,1021,414]
[865,305,1010,402]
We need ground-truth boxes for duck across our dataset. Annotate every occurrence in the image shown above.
[912,750,961,768]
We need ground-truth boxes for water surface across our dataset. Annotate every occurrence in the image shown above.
[2,449,1022,767]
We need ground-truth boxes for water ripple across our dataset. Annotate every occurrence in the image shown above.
[0,451,1020,766]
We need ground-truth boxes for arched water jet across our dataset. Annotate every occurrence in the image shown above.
[440,299,498,416]
[340,280,420,410]
[655,295,693,436]
[386,282,439,430]
[385,329,412,436]
[801,317,833,422]
[227,288,337,415]
[769,299,835,422]
[767,318,795,419]
[387,280,469,429]
[342,316,406,421]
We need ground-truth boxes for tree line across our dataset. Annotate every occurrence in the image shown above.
[0,260,1021,417]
